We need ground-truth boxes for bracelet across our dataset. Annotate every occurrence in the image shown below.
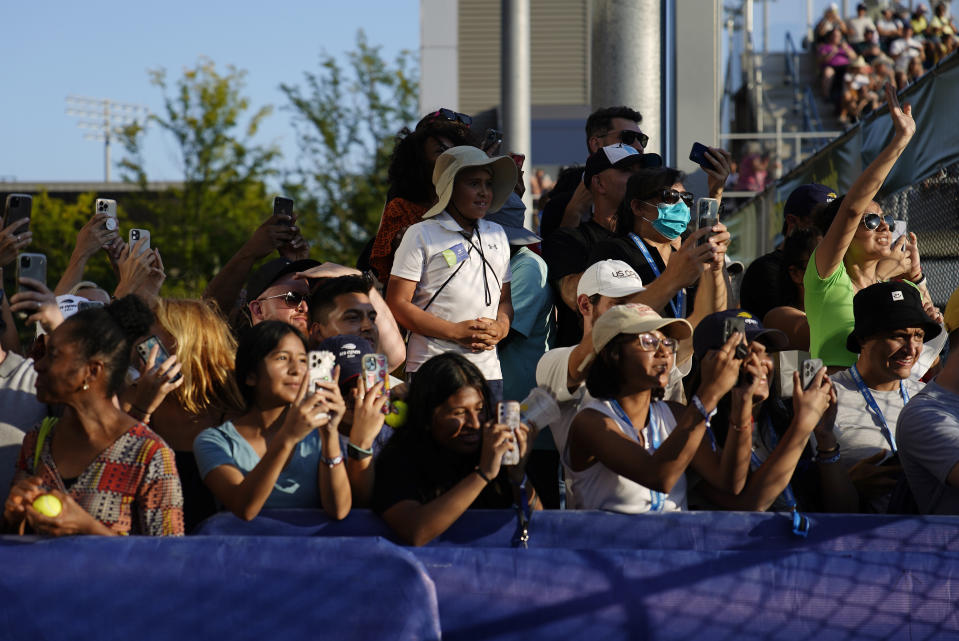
[729,419,753,433]
[814,450,841,464]
[320,454,344,468]
[691,395,718,428]
[128,405,152,423]
[913,273,926,286]
[473,466,493,484]
[347,442,373,460]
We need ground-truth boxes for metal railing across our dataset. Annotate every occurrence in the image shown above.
[719,129,842,176]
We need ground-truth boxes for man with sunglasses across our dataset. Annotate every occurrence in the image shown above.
[539,106,648,240]
[246,257,318,334]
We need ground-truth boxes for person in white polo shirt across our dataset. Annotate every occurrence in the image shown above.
[387,146,519,402]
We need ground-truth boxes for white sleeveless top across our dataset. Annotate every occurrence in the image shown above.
[565,398,687,513]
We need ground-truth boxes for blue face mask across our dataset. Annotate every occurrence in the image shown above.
[650,201,691,239]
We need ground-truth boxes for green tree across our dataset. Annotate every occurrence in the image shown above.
[280,30,419,265]
[119,57,279,297]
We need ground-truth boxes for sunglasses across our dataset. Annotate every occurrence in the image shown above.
[643,189,694,208]
[429,108,472,127]
[617,129,650,148]
[258,291,307,308]
[862,212,895,231]
[636,333,678,353]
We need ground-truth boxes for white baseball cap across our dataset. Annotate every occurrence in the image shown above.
[577,260,646,298]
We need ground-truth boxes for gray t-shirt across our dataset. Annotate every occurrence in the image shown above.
[897,381,959,514]
[0,352,47,491]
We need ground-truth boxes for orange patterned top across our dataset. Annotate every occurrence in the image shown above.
[369,198,429,281]
[17,422,185,536]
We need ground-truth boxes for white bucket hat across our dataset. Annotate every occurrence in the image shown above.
[423,146,518,219]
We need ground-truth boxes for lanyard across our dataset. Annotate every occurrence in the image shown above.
[459,226,500,307]
[628,233,685,318]
[610,399,665,511]
[849,365,908,453]
[750,415,809,537]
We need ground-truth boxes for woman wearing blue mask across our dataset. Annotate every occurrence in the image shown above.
[588,166,732,329]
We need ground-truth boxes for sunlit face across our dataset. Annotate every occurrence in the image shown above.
[633,181,688,235]
[33,322,89,404]
[860,327,925,380]
[745,341,773,401]
[591,117,646,153]
[311,292,378,349]
[250,275,310,333]
[620,330,676,389]
[249,332,308,407]
[430,385,487,455]
[589,295,632,324]
[850,201,892,260]
[450,167,494,222]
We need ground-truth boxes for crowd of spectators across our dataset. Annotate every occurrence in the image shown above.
[2,78,958,547]
[815,2,958,123]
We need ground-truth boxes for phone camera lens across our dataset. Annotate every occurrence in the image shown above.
[21,256,30,267]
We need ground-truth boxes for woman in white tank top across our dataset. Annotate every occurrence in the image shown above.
[566,304,750,513]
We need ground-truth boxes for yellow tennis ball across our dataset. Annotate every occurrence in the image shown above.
[384,400,409,428]
[32,494,62,518]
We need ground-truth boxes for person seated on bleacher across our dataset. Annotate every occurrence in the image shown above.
[818,28,857,101]
[564,304,747,513]
[4,296,184,536]
[194,321,351,521]
[821,282,940,513]
[687,311,837,513]
[373,353,538,546]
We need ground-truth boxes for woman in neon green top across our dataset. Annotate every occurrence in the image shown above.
[804,84,930,369]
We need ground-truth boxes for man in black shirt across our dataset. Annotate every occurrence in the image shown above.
[740,183,836,321]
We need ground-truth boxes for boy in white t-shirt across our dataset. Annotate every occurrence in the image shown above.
[387,146,519,402]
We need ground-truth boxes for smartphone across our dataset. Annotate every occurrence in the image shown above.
[77,300,105,311]
[483,128,503,151]
[273,196,294,225]
[722,316,749,360]
[890,219,907,247]
[307,350,336,394]
[362,353,390,414]
[696,198,721,246]
[3,194,32,229]
[498,401,521,466]
[129,228,151,256]
[95,198,118,231]
[16,253,46,294]
[774,350,809,398]
[509,153,526,170]
[689,142,711,170]
[135,335,182,382]
[801,358,824,390]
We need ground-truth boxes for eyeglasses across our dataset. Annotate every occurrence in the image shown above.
[642,189,694,208]
[862,212,895,231]
[258,291,307,308]
[636,333,678,353]
[428,108,472,127]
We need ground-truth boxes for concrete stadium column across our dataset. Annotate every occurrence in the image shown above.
[419,0,459,115]
[501,0,533,216]
[590,0,663,156]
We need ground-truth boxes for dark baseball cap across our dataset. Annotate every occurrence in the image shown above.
[783,184,837,220]
[246,257,321,301]
[846,282,942,352]
[584,144,645,190]
[693,309,789,361]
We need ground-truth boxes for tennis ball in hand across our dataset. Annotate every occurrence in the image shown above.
[32,494,62,518]
[384,400,409,428]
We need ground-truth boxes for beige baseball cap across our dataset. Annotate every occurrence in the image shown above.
[579,303,693,371]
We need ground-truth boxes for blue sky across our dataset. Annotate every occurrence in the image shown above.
[0,0,419,182]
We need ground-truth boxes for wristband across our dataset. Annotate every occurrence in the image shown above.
[473,466,493,484]
[913,273,925,286]
[814,443,841,464]
[691,395,717,428]
[347,442,373,460]
[320,454,344,468]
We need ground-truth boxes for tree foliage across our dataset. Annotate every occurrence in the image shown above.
[118,58,279,297]
[280,30,419,265]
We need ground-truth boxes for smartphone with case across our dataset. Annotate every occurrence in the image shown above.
[16,253,46,294]
[3,194,32,229]
[362,353,390,414]
[774,350,809,398]
[95,198,118,231]
[308,350,336,394]
[801,358,824,390]
[696,198,720,246]
[273,196,294,225]
[689,142,711,170]
[498,401,521,466]
[483,128,503,151]
[129,228,151,256]
[722,316,749,360]
[135,335,182,382]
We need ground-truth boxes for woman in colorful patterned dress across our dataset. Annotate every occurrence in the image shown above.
[3,295,184,536]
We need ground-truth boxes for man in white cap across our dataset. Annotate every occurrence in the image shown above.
[535,260,651,459]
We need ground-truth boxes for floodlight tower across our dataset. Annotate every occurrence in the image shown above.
[65,96,149,182]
